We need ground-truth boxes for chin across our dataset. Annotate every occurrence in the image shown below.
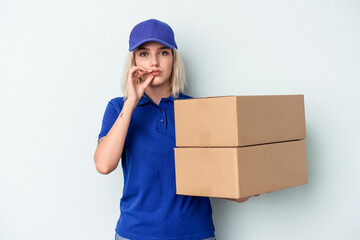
[150,77,170,86]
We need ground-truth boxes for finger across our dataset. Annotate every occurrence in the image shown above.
[132,66,153,75]
[130,67,148,78]
[131,72,147,85]
[133,71,154,84]
[142,74,155,88]
[132,69,143,79]
[134,72,154,85]
[139,70,155,79]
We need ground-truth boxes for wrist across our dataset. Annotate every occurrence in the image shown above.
[124,98,138,110]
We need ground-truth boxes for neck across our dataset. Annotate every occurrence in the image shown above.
[145,85,171,105]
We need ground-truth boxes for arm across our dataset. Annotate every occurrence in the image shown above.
[93,66,155,175]
[93,100,137,174]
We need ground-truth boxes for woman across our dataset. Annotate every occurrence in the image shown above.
[94,18,253,240]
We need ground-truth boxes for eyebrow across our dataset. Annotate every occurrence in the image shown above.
[136,46,170,51]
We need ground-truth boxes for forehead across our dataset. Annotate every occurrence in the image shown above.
[137,41,168,50]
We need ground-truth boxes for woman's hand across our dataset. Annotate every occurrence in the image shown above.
[223,194,261,203]
[126,66,155,104]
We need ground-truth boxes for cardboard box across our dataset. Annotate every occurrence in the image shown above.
[174,95,306,147]
[174,140,307,199]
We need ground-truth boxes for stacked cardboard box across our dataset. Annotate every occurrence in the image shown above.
[174,95,307,199]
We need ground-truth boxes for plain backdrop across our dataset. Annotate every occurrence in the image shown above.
[1,0,359,239]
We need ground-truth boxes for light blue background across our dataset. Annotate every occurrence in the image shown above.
[1,0,359,239]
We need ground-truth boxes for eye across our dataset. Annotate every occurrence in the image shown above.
[160,50,170,56]
[139,51,148,57]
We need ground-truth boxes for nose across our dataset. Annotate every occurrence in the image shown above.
[150,54,159,67]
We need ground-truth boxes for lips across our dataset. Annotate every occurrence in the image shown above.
[152,70,161,76]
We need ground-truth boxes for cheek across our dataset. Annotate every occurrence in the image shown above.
[134,57,146,67]
[165,59,173,74]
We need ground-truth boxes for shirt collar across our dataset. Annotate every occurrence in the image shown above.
[137,92,185,106]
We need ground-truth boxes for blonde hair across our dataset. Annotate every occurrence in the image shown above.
[121,48,187,100]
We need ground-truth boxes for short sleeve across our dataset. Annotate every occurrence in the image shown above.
[97,98,124,142]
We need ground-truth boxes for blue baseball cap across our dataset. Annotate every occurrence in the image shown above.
[129,19,178,52]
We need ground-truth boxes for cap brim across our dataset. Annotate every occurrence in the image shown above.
[129,38,177,51]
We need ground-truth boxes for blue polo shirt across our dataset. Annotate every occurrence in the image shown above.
[98,92,215,240]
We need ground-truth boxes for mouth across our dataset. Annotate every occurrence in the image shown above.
[151,70,161,76]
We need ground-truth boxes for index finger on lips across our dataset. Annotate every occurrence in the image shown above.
[130,66,144,74]
[132,67,151,77]
[137,66,155,73]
